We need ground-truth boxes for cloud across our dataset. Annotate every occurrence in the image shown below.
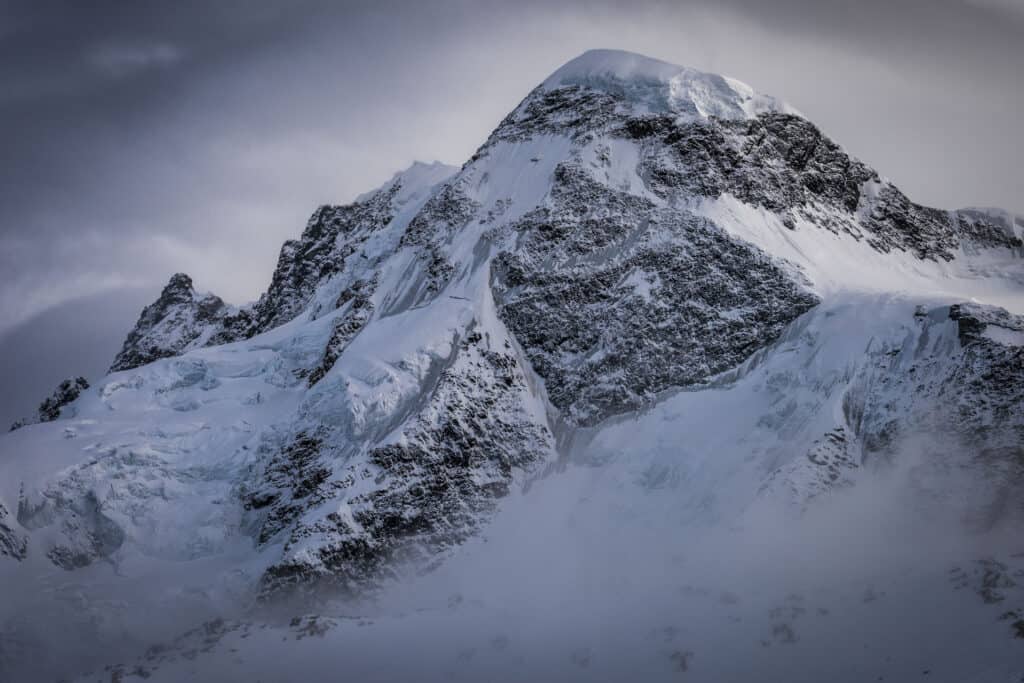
[965,0,1024,17]
[87,42,184,78]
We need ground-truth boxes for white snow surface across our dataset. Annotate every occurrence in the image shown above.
[543,48,798,121]
[700,194,1024,313]
[355,159,456,204]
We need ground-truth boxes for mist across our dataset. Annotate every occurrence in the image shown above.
[2,384,1020,681]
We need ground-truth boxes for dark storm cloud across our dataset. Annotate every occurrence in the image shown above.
[0,0,1021,412]
[0,0,337,322]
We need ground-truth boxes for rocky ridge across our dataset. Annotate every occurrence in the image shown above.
[109,273,230,372]
[8,376,90,432]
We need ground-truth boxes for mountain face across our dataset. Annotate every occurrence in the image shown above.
[2,50,1023,682]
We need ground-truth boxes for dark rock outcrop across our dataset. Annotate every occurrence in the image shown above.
[482,84,1021,261]
[0,502,27,560]
[307,278,377,387]
[844,303,1024,530]
[110,273,228,372]
[247,187,401,334]
[491,162,819,426]
[252,327,555,599]
[37,376,90,422]
[9,376,89,431]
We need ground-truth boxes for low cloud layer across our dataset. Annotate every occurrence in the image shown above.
[87,42,184,78]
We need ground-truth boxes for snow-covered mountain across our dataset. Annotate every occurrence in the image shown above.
[2,49,1022,682]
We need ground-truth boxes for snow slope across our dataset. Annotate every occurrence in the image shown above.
[1,49,1022,682]
[45,295,1024,683]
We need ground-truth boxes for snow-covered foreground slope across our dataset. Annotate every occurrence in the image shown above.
[2,49,1023,681]
[34,295,1024,683]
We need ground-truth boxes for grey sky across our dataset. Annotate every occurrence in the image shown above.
[1,0,1022,420]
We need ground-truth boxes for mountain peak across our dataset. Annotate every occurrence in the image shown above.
[5,46,1024,682]
[161,272,196,302]
[542,48,795,121]
[166,272,193,288]
[543,49,688,86]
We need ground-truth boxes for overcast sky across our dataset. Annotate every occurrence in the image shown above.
[1,0,1022,421]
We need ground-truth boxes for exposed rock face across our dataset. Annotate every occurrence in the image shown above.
[9,376,89,431]
[761,302,1024,514]
[482,77,1020,262]
[463,56,1019,424]
[248,187,402,334]
[113,163,458,373]
[38,376,90,421]
[841,304,1024,529]
[848,304,1024,456]
[198,197,395,350]
[251,325,555,599]
[491,162,819,426]
[626,112,1021,257]
[395,181,480,309]
[0,502,27,560]
[307,278,377,387]
[110,274,229,372]
[948,301,1024,344]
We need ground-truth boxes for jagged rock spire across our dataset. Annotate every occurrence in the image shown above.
[109,272,228,372]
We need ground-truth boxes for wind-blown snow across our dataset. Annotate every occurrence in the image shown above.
[355,160,456,205]
[543,48,797,121]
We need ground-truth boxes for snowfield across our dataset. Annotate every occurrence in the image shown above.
[2,49,1023,682]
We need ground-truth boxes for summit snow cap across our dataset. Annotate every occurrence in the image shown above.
[542,48,797,121]
[354,160,457,205]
